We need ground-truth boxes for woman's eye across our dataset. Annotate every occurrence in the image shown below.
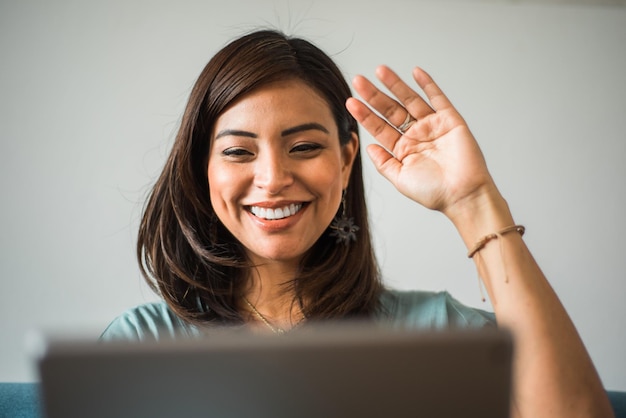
[291,143,323,154]
[222,148,253,157]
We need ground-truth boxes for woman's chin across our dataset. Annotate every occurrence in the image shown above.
[246,247,305,267]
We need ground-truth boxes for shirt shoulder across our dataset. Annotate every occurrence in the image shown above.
[377,288,496,329]
[100,301,201,341]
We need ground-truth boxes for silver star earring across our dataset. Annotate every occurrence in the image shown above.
[329,190,359,244]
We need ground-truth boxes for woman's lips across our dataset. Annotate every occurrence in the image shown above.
[245,202,308,231]
[248,203,303,220]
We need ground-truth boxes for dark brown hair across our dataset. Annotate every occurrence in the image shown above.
[137,29,382,325]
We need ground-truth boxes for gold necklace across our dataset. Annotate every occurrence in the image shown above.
[243,297,303,335]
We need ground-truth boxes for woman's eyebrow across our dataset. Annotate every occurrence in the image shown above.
[214,129,257,140]
[281,123,329,137]
[214,123,329,140]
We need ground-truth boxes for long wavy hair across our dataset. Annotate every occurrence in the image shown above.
[137,29,382,325]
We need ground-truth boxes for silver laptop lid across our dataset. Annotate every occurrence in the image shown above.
[35,324,512,418]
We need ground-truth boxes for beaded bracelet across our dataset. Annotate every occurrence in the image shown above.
[467,225,525,259]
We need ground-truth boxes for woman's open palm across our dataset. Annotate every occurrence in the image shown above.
[346,66,496,216]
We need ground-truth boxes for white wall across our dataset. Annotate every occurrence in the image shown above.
[1,0,624,390]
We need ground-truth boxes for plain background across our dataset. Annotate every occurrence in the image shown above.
[1,0,624,390]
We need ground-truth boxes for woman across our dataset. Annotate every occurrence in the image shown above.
[102,30,613,417]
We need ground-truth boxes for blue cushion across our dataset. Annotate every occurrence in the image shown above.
[1,382,624,418]
[609,390,626,418]
[0,383,42,418]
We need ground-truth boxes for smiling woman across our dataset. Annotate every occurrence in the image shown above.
[100,29,614,417]
[123,30,381,331]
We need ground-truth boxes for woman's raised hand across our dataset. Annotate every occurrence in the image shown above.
[346,66,499,218]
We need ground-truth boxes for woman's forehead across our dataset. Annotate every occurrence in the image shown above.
[213,80,335,132]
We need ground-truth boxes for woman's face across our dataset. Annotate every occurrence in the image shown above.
[207,79,358,268]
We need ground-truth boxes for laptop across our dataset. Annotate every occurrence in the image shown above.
[34,324,512,418]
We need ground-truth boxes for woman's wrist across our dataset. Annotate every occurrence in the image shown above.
[443,184,515,251]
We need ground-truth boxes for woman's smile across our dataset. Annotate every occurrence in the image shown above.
[245,202,309,233]
[247,202,304,221]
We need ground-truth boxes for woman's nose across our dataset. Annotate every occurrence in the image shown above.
[253,153,294,195]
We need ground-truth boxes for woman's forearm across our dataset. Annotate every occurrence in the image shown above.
[447,190,613,418]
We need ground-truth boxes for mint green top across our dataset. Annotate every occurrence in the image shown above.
[100,289,495,341]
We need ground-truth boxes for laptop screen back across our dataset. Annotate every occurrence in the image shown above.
[36,324,512,418]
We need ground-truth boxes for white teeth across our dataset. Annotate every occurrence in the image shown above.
[250,203,302,220]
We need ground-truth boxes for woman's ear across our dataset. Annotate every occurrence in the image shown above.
[340,133,359,189]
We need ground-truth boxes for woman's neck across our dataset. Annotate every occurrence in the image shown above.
[242,260,305,333]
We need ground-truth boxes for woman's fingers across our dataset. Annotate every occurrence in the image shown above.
[410,67,455,113]
[365,143,401,183]
[374,65,435,121]
[350,66,456,128]
[351,73,414,131]
[348,66,464,160]
[349,66,441,146]
[345,97,402,153]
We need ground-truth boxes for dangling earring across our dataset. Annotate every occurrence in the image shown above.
[330,189,359,244]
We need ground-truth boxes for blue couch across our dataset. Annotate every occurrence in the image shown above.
[0,383,41,418]
[1,382,625,417]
